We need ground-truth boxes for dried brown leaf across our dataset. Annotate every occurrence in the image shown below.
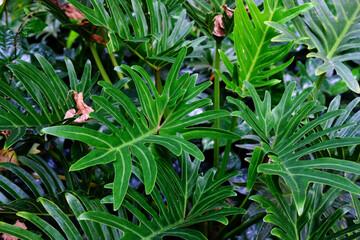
[213,14,226,37]
[92,34,106,45]
[64,91,94,123]
[222,4,234,18]
[0,148,18,167]
[64,109,76,119]
[62,3,85,20]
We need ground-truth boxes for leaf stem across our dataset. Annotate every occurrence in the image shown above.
[214,39,222,170]
[89,42,112,84]
[99,28,129,88]
[155,69,163,94]
[217,116,237,179]
[309,73,326,101]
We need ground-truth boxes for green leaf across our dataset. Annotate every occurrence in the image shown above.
[246,146,265,191]
[279,0,360,93]
[17,212,66,240]
[232,81,360,214]
[20,17,48,37]
[220,0,313,96]
[43,49,225,209]
[1,56,95,147]
[66,0,202,69]
[79,152,243,239]
[39,197,82,240]
[0,221,42,240]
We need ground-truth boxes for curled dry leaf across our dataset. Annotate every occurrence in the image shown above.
[0,148,18,169]
[64,91,94,123]
[64,109,76,119]
[51,0,85,20]
[62,3,85,20]
[212,5,234,38]
[1,220,27,240]
[1,130,10,137]
[222,4,234,18]
[92,34,106,45]
[213,14,225,37]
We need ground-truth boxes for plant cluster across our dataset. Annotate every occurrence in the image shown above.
[1,0,360,239]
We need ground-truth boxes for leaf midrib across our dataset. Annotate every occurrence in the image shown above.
[326,4,360,59]
[244,7,276,83]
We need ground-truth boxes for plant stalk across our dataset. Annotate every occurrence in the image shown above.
[309,73,326,101]
[217,116,237,179]
[213,39,222,170]
[99,28,129,88]
[89,42,112,84]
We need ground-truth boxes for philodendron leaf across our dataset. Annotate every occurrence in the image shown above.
[273,0,360,93]
[78,153,245,240]
[1,55,96,148]
[43,48,240,210]
[231,81,360,214]
[219,0,313,96]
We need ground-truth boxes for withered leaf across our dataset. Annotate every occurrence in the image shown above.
[64,91,94,123]
[212,5,234,37]
[222,4,234,18]
[62,3,85,20]
[0,148,18,167]
[213,14,226,37]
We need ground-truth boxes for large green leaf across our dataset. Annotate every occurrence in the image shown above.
[230,81,360,214]
[79,152,244,240]
[43,48,240,210]
[0,55,96,148]
[66,0,204,70]
[219,0,313,96]
[251,176,353,240]
[272,0,360,93]
[2,193,121,240]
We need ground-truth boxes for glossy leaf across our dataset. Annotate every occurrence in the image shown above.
[275,0,360,93]
[79,152,244,239]
[219,0,313,96]
[43,48,240,209]
[231,81,360,214]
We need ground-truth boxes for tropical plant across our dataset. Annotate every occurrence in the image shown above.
[219,0,314,96]
[2,0,360,239]
[271,0,360,93]
[0,55,97,148]
[42,48,239,210]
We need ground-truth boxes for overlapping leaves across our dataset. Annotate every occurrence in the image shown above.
[252,176,358,239]
[272,0,360,93]
[0,55,96,148]
[0,192,120,240]
[229,81,360,214]
[43,48,239,210]
[67,0,204,70]
[219,0,313,96]
[79,152,244,240]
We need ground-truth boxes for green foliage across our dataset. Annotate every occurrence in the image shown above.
[252,176,360,239]
[2,0,360,239]
[230,81,360,214]
[0,55,96,148]
[66,0,204,70]
[271,0,360,93]
[80,153,244,240]
[219,0,313,96]
[43,48,239,210]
